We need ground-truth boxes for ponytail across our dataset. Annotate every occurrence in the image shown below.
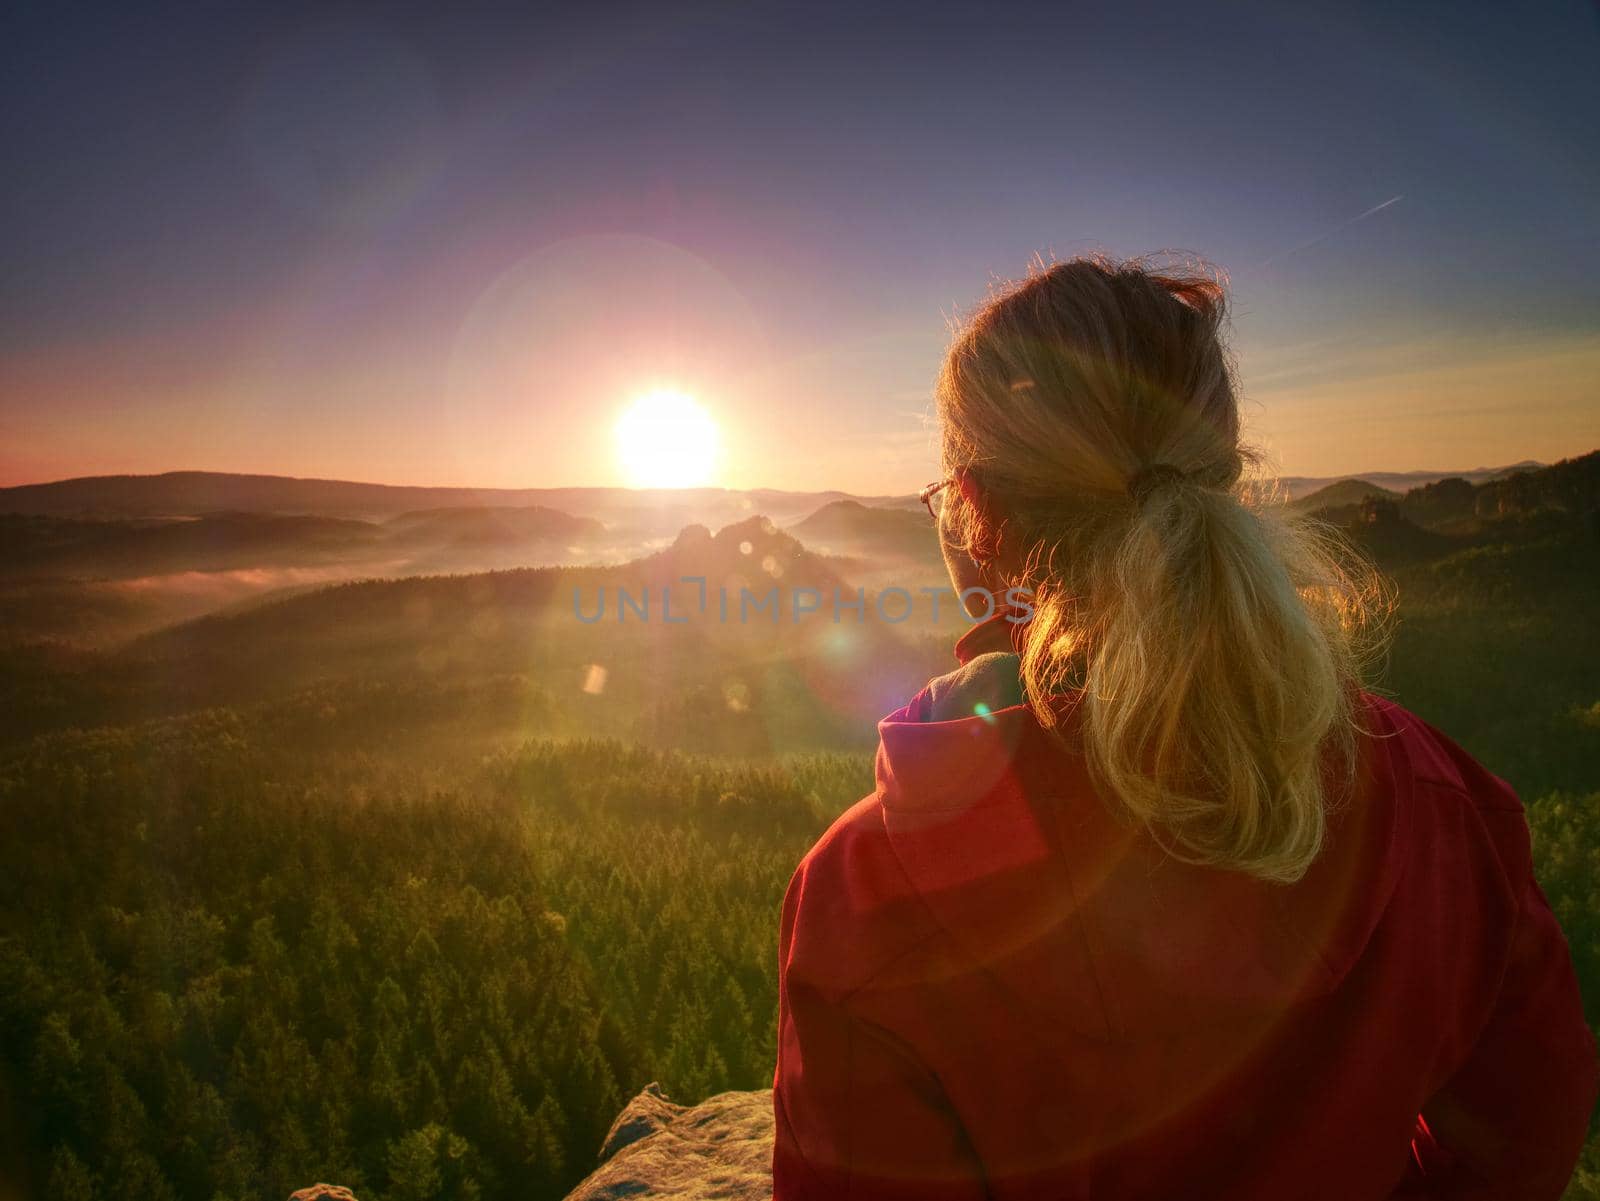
[939,256,1385,883]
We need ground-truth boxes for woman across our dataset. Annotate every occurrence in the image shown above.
[771,257,1596,1199]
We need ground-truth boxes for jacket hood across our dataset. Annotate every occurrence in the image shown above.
[873,610,1413,1041]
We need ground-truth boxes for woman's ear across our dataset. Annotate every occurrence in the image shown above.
[953,468,1005,566]
[954,467,988,517]
[955,468,1007,535]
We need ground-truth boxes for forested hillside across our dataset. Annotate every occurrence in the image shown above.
[0,452,1596,1199]
[0,719,873,1201]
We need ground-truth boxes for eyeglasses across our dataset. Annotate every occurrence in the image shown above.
[919,478,953,521]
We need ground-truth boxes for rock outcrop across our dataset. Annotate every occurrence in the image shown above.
[288,1186,360,1201]
[286,1085,773,1201]
[564,1084,773,1201]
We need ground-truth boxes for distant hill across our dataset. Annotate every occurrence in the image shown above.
[1275,460,1543,501]
[1288,479,1402,515]
[792,498,926,538]
[0,469,910,529]
[130,514,854,670]
[384,505,606,548]
[789,499,938,561]
[0,513,946,751]
[1317,451,1600,574]
[1280,452,1597,536]
[1370,451,1600,535]
[1414,452,1598,527]
[2,464,1554,522]
[0,505,614,584]
[0,470,514,518]
[0,511,385,580]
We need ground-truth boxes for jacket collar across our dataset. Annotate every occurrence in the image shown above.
[952,604,1028,665]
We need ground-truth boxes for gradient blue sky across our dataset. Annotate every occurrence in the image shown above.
[3,0,1597,491]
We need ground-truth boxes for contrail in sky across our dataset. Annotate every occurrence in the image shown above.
[1261,194,1405,266]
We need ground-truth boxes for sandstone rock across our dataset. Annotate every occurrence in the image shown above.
[565,1083,774,1200]
[288,1186,360,1201]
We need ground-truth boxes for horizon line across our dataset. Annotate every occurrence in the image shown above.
[0,451,1588,497]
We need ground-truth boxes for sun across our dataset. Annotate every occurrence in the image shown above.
[614,390,721,488]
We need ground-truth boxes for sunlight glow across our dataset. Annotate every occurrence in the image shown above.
[614,390,721,488]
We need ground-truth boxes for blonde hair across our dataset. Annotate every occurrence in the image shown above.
[937,255,1386,883]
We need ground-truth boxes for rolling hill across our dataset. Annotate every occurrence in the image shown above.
[384,506,605,546]
[0,514,955,753]
[788,499,940,563]
[2,463,1549,524]
[1288,478,1401,515]
[0,470,911,528]
[0,512,387,580]
[1274,460,1543,501]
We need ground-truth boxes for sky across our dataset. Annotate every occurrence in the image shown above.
[2,0,1597,493]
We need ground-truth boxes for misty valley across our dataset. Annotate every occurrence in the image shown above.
[1,455,1597,1200]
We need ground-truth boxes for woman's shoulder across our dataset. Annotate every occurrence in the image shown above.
[796,793,899,882]
[780,794,945,1001]
[780,666,1066,1001]
[1358,691,1537,898]
[788,793,924,928]
[1359,691,1523,813]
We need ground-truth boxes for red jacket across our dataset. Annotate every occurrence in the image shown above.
[773,612,1596,1200]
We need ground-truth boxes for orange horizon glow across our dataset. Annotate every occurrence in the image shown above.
[2,255,1597,496]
